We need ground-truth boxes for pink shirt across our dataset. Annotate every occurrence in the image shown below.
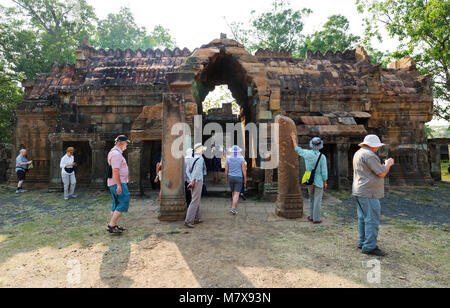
[107,146,129,187]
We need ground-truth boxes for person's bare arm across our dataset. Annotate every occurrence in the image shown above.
[290,132,298,148]
[154,163,161,183]
[378,159,395,178]
[225,164,229,184]
[113,168,122,194]
[242,162,247,187]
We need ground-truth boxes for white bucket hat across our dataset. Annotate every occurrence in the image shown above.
[309,137,324,150]
[193,143,207,155]
[359,135,385,148]
[227,145,243,153]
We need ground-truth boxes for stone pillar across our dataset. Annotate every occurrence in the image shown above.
[48,134,63,192]
[275,115,303,219]
[428,141,441,181]
[89,140,106,190]
[336,143,350,190]
[127,140,143,196]
[159,93,187,221]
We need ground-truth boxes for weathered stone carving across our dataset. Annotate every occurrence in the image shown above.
[275,115,303,219]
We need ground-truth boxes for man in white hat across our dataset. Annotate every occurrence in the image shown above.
[184,143,207,228]
[352,135,395,256]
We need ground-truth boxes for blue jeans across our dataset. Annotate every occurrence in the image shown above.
[356,197,381,252]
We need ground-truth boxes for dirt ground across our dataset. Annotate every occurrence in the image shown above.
[0,183,449,288]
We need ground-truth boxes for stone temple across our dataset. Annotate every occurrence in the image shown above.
[8,36,435,219]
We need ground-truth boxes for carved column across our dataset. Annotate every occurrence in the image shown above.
[428,141,441,181]
[89,140,106,190]
[159,93,187,221]
[127,140,143,196]
[48,134,63,192]
[336,143,351,190]
[275,115,303,219]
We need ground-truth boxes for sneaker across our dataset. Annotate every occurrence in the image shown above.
[20,189,27,193]
[362,248,386,257]
[70,195,77,199]
[307,216,313,222]
[313,220,322,224]
[184,222,195,228]
[231,209,238,215]
[194,220,203,224]
[65,198,69,201]
[16,189,21,193]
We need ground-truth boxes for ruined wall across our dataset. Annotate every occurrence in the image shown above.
[0,143,12,183]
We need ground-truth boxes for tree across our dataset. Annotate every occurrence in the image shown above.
[296,15,361,58]
[202,85,239,115]
[357,0,450,121]
[0,62,23,143]
[95,7,177,51]
[228,0,312,53]
[0,0,97,81]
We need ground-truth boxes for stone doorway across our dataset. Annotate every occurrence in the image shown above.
[193,53,259,195]
[62,141,92,186]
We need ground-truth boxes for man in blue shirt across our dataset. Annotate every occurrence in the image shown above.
[291,133,328,223]
[15,149,33,193]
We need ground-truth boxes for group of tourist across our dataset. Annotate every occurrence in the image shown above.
[15,131,394,256]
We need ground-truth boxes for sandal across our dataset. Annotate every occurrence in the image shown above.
[107,225,123,234]
[116,225,127,231]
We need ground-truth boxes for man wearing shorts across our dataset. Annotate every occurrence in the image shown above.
[107,135,131,234]
[15,149,32,193]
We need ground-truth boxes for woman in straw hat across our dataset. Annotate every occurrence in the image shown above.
[225,145,247,215]
[60,147,77,201]
[184,143,207,228]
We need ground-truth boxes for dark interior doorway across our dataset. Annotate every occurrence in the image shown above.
[62,141,92,185]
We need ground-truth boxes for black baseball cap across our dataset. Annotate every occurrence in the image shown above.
[115,135,130,143]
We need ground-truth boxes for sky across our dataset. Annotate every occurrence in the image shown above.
[87,0,382,51]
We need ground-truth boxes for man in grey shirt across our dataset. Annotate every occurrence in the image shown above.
[353,135,394,257]
[15,149,33,193]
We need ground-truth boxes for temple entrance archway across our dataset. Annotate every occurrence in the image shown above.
[159,39,274,221]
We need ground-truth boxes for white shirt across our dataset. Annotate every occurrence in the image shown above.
[60,154,75,175]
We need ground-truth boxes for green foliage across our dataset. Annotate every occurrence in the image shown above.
[0,62,23,143]
[0,0,97,80]
[202,85,239,115]
[228,0,312,53]
[296,15,361,58]
[357,0,450,121]
[94,7,176,50]
[228,1,366,61]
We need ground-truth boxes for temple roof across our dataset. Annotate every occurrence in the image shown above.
[25,46,192,99]
[23,37,432,106]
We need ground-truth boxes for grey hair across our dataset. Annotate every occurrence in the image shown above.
[19,149,26,154]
